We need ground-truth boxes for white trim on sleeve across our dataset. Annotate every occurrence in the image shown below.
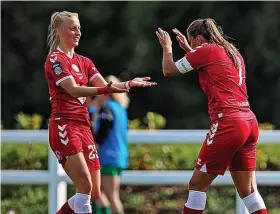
[89,73,101,83]
[56,75,73,86]
[175,57,194,74]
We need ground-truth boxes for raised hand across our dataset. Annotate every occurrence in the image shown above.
[127,77,157,88]
[172,28,192,52]
[156,28,172,48]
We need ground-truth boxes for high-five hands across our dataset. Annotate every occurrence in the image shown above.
[156,27,192,52]
[172,28,192,52]
[156,28,172,48]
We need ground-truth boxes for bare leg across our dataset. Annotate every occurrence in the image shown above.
[89,169,101,201]
[101,175,124,213]
[57,152,92,214]
[230,171,267,214]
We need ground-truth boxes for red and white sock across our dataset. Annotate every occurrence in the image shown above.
[182,190,207,214]
[74,193,92,214]
[242,191,267,214]
[56,195,75,214]
[68,195,75,211]
[252,210,267,214]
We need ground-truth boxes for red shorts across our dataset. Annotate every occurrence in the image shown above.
[195,118,259,175]
[49,120,100,171]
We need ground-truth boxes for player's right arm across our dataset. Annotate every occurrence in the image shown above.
[46,54,127,97]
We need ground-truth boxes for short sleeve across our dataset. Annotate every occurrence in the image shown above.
[47,53,72,86]
[175,44,211,74]
[86,59,100,83]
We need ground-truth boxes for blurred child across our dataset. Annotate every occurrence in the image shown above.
[89,75,130,214]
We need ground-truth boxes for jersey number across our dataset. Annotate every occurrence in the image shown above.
[88,145,98,160]
[238,67,242,86]
[237,56,243,86]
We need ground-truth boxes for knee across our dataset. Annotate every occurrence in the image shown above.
[238,187,255,198]
[106,191,119,202]
[188,178,209,192]
[76,175,93,194]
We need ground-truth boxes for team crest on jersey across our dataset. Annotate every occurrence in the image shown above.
[52,62,63,75]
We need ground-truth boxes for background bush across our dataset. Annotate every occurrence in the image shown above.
[1,143,280,213]
[2,143,280,171]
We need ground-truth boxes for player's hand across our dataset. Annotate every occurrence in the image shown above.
[172,28,192,52]
[156,28,172,48]
[127,77,157,88]
[106,81,129,93]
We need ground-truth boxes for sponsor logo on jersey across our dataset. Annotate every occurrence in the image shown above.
[52,62,63,75]
[237,101,249,107]
[72,64,79,72]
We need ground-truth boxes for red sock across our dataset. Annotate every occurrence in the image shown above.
[56,202,75,214]
[183,206,204,214]
[252,209,267,214]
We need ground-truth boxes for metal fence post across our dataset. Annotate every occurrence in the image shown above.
[48,147,59,214]
[236,192,249,214]
[57,164,68,209]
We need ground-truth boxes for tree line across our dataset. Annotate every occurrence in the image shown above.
[2,1,280,129]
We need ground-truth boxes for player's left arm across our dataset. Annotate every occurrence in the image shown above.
[161,46,182,77]
[157,44,194,77]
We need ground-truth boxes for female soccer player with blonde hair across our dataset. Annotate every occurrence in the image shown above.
[45,11,156,214]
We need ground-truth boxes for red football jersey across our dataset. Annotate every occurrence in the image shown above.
[185,43,254,121]
[44,48,99,124]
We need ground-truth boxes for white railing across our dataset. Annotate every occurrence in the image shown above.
[1,130,280,214]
